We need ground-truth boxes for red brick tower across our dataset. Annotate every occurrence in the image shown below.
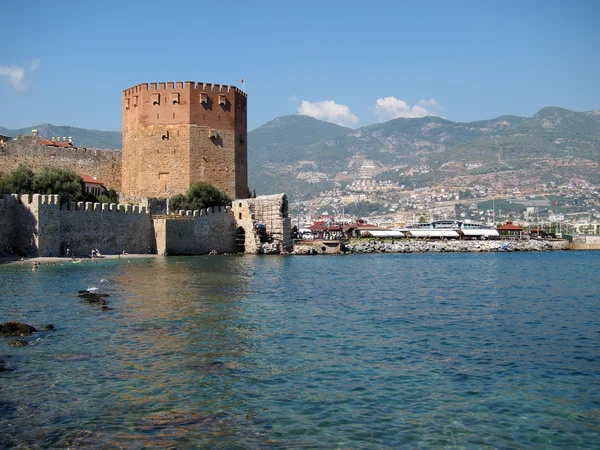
[122,81,248,199]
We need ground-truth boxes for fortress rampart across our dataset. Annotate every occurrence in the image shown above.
[154,206,237,255]
[0,136,122,190]
[0,193,152,257]
[0,193,290,257]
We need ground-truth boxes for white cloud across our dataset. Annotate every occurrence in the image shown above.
[374,97,443,121]
[298,100,359,127]
[0,59,40,93]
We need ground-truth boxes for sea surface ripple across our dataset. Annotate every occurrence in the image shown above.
[1,251,599,448]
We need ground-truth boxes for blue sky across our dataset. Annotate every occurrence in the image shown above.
[1,0,598,131]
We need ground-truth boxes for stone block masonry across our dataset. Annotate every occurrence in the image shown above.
[122,81,248,200]
[1,194,153,257]
[154,206,237,255]
[1,193,291,257]
[0,136,122,191]
[232,194,292,253]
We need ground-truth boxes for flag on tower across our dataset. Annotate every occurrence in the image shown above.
[241,78,245,84]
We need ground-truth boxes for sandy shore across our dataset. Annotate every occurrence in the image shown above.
[0,254,158,265]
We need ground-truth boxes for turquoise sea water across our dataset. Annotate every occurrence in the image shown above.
[1,252,599,449]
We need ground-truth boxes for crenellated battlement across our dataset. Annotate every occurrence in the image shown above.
[0,194,19,209]
[9,193,61,207]
[184,205,232,216]
[154,205,233,220]
[60,201,149,214]
[123,81,246,98]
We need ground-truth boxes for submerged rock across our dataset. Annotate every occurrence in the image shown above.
[0,322,37,336]
[8,339,28,347]
[78,292,110,305]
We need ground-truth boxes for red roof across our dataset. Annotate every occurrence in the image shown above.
[497,221,524,231]
[81,174,106,186]
[40,139,73,148]
[309,224,341,232]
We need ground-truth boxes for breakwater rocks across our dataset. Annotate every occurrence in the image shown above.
[343,239,568,254]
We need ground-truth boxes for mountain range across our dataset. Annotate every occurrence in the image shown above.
[2,107,599,198]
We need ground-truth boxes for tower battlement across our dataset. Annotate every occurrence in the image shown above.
[123,81,246,98]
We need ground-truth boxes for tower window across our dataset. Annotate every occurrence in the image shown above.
[200,92,208,104]
[152,93,160,105]
[218,94,227,105]
[171,92,180,104]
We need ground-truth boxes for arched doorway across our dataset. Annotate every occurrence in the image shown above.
[236,226,246,253]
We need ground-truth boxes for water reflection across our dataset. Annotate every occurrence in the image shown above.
[1,252,599,448]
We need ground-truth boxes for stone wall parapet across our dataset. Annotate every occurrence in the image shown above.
[124,81,246,98]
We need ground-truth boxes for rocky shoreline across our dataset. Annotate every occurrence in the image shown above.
[344,239,569,253]
[292,239,569,254]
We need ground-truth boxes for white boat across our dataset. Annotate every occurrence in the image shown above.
[403,220,499,239]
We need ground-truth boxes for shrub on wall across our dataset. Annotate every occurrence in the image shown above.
[170,181,231,212]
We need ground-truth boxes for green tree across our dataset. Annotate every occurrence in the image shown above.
[170,182,231,212]
[32,167,84,203]
[95,188,119,205]
[0,164,34,195]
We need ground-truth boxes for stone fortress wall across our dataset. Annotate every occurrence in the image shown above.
[232,194,292,254]
[0,135,122,190]
[154,206,238,255]
[0,193,291,257]
[0,194,153,257]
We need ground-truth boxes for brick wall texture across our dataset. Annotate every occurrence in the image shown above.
[122,81,248,200]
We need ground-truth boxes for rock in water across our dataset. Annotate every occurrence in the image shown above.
[0,322,37,336]
[77,292,109,305]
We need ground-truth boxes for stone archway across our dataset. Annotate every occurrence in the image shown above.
[235,226,246,253]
